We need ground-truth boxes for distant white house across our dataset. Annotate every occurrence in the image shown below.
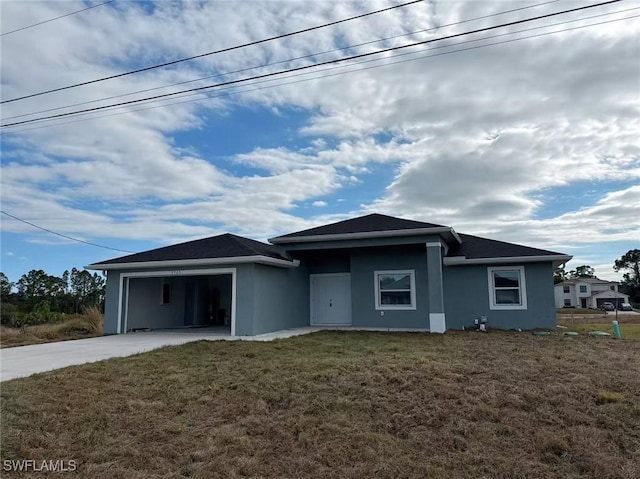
[554,277,629,309]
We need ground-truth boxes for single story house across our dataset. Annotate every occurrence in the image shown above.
[554,278,629,309]
[86,214,572,336]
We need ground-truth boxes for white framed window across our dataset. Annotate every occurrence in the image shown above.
[487,266,527,310]
[374,270,416,310]
[579,285,587,293]
[563,285,570,293]
[564,299,571,306]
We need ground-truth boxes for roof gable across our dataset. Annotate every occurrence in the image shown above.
[272,213,447,239]
[94,233,290,266]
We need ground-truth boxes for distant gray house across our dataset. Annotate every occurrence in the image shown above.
[86,214,572,336]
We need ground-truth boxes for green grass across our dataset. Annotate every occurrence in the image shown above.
[562,322,640,340]
[556,308,607,315]
[557,314,640,340]
[1,331,639,478]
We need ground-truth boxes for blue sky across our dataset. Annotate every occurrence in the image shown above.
[1,0,639,284]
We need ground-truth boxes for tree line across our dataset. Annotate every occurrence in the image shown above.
[1,268,106,327]
[554,249,640,304]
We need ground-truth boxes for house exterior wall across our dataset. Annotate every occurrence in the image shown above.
[104,272,121,334]
[305,251,350,274]
[443,262,556,330]
[554,283,575,308]
[248,263,310,335]
[127,276,188,330]
[282,234,444,252]
[349,248,430,329]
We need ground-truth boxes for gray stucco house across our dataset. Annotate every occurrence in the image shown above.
[86,214,572,336]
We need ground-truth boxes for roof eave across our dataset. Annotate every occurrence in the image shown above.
[443,254,573,266]
[270,226,461,245]
[85,255,300,271]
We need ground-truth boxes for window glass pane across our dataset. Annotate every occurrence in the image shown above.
[379,274,411,290]
[563,286,570,293]
[495,289,520,305]
[380,291,412,305]
[493,271,520,288]
[564,299,571,306]
[579,285,587,293]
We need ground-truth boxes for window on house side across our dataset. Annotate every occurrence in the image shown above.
[161,283,171,305]
[374,270,416,310]
[487,266,527,310]
[563,285,570,293]
[564,299,571,306]
[610,285,615,291]
[579,285,587,293]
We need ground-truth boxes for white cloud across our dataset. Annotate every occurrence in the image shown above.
[0,0,638,276]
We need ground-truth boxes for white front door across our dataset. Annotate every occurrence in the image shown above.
[310,273,352,326]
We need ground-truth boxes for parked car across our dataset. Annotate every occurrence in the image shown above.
[600,302,615,311]
[619,302,633,311]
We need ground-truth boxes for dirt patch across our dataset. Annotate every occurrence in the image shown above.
[1,331,639,478]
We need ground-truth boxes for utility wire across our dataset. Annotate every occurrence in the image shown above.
[0,210,134,253]
[0,0,623,129]
[1,0,424,104]
[1,0,561,122]
[5,12,635,135]
[1,0,115,37]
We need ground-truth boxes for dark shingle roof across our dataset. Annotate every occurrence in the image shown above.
[448,233,565,259]
[95,233,290,265]
[273,213,446,239]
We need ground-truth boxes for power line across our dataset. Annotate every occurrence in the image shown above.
[0,0,623,129]
[1,0,424,104]
[5,12,636,135]
[1,0,561,122]
[0,211,134,254]
[1,0,115,37]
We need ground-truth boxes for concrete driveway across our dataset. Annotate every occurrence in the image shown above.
[0,327,323,382]
[0,330,230,382]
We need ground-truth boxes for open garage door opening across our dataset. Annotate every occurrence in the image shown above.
[122,272,234,334]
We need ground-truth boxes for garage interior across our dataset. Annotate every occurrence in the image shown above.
[124,274,232,333]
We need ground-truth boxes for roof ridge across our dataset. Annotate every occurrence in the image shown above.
[225,233,267,255]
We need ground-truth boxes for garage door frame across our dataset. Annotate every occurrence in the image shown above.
[118,268,237,336]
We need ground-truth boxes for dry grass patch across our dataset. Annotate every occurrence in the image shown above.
[1,331,639,478]
[596,391,625,405]
[0,308,103,348]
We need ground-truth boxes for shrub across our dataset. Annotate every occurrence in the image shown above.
[80,305,103,334]
[21,300,65,327]
[0,303,25,327]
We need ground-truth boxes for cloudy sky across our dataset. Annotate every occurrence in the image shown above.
[1,0,638,283]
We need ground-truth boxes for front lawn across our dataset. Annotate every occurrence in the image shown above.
[558,313,640,340]
[1,331,639,478]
